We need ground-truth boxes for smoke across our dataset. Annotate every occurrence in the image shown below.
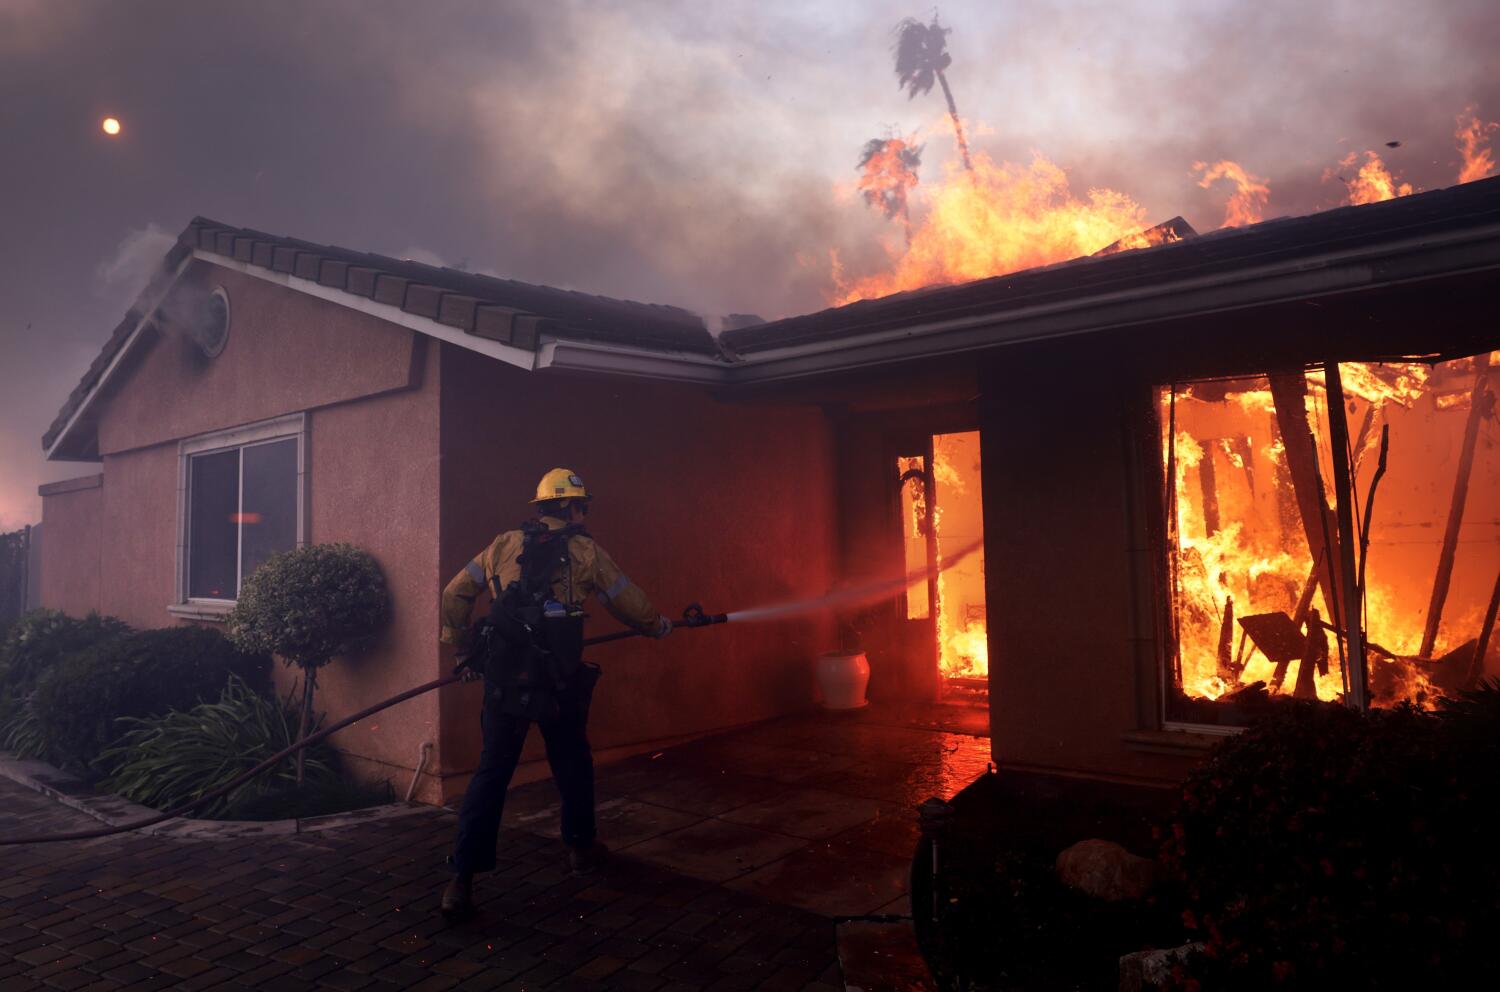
[94,224,176,304]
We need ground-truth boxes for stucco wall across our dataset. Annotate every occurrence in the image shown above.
[436,344,839,801]
[96,263,419,458]
[40,262,442,797]
[979,349,1200,785]
[38,476,104,617]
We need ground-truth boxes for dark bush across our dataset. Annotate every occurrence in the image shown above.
[0,609,130,723]
[26,625,270,773]
[1162,689,1500,989]
[915,771,1183,990]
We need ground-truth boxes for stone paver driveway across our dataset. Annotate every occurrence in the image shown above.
[0,702,990,990]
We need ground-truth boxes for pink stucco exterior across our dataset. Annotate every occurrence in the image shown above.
[38,259,840,805]
[37,475,103,616]
[40,261,444,799]
[434,344,839,802]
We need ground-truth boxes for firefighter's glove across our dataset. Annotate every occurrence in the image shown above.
[454,653,483,682]
[651,615,673,639]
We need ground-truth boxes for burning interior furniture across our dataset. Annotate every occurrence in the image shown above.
[1163,358,1499,727]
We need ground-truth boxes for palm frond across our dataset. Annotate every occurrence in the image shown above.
[894,16,952,98]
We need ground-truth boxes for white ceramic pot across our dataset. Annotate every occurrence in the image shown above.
[817,651,870,709]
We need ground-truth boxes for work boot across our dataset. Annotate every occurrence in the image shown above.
[569,841,609,877]
[440,873,474,921]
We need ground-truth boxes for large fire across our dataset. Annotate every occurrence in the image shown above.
[1164,357,1500,719]
[1327,151,1413,205]
[934,432,987,680]
[1193,160,1271,227]
[898,434,989,681]
[835,151,1154,305]
[1457,110,1499,183]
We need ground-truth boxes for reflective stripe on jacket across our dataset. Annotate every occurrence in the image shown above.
[440,516,661,651]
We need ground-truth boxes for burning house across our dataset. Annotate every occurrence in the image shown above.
[35,175,1500,796]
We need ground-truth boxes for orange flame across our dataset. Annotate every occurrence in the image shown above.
[834,151,1151,304]
[1456,110,1498,183]
[933,432,987,680]
[1325,151,1412,205]
[1193,160,1270,228]
[857,138,921,222]
[1166,359,1497,712]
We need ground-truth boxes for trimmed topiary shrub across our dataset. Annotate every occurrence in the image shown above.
[24,625,270,773]
[227,543,389,782]
[1162,689,1500,989]
[0,609,130,726]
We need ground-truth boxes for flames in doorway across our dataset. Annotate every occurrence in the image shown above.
[901,432,989,682]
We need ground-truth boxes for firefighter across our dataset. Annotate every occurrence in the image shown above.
[439,468,670,921]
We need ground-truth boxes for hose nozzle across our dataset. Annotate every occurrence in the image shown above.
[676,603,729,629]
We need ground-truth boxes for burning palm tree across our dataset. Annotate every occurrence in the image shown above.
[894,15,972,173]
[857,136,923,246]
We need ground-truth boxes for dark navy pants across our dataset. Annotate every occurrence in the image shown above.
[451,675,597,875]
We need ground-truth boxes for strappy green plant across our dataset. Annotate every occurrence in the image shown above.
[96,676,338,818]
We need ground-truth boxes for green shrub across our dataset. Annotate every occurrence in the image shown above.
[228,543,390,781]
[1162,689,1500,989]
[227,543,389,670]
[0,609,130,725]
[26,625,269,772]
[98,676,340,818]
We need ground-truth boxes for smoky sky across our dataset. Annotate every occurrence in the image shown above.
[2,0,1498,528]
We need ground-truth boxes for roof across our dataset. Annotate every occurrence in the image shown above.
[44,177,1500,458]
[721,175,1500,355]
[43,218,717,454]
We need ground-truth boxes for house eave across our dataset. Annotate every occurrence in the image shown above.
[721,216,1500,384]
[45,254,195,463]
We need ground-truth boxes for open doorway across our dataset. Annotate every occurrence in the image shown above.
[899,430,988,697]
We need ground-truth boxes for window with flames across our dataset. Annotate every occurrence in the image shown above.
[1161,354,1500,727]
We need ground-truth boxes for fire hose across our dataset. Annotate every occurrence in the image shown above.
[0,605,728,847]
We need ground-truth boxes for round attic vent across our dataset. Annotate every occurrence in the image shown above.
[196,288,230,357]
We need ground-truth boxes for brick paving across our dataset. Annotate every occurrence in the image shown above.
[0,702,989,990]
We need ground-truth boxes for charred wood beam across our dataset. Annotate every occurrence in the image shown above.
[1294,608,1329,699]
[1217,597,1236,681]
[1466,569,1500,687]
[1357,424,1391,610]
[1323,361,1367,709]
[1420,354,1492,659]
[1198,443,1222,536]
[1268,372,1344,625]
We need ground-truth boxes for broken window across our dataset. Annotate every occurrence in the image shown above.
[1161,354,1500,726]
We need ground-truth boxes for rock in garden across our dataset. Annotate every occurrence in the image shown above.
[1118,942,1206,991]
[1055,838,1158,901]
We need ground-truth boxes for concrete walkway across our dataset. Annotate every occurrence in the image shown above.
[0,703,987,990]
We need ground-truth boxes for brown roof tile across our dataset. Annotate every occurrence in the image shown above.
[317,259,349,290]
[401,284,445,320]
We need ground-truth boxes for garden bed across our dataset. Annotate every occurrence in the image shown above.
[912,769,1184,991]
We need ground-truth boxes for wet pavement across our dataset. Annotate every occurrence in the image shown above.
[0,701,989,989]
[502,702,993,918]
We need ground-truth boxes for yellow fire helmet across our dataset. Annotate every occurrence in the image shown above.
[531,468,591,504]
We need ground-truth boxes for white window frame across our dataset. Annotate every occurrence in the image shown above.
[169,412,307,620]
